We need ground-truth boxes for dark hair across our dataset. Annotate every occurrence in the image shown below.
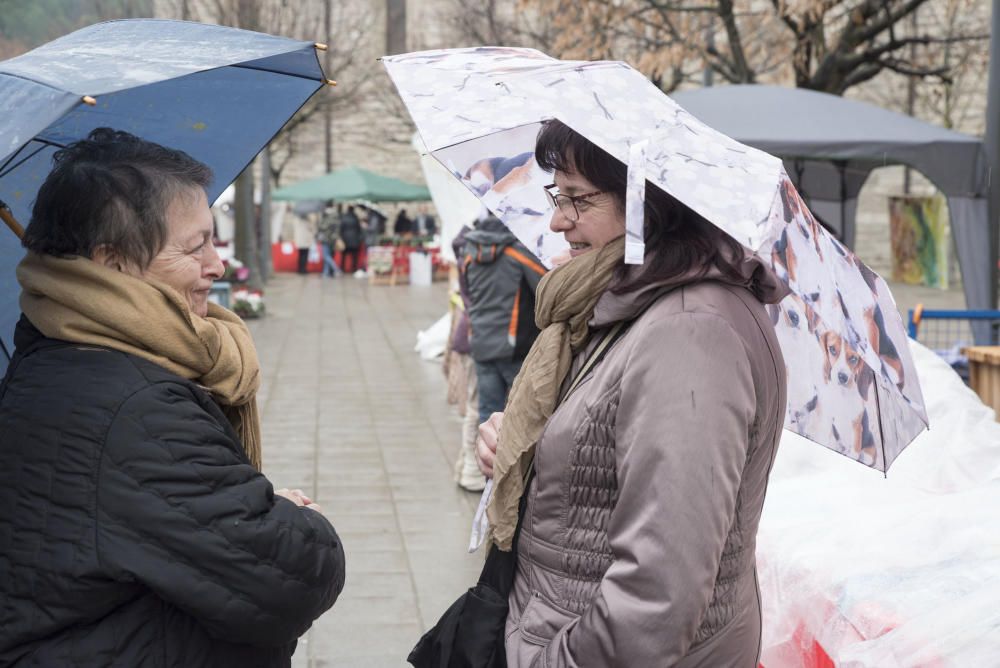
[534,120,747,294]
[23,128,213,269]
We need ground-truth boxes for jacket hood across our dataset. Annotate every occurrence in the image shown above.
[591,245,789,328]
[464,216,517,264]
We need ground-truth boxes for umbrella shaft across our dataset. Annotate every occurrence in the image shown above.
[0,206,24,239]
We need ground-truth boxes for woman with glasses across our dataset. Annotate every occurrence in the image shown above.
[475,119,789,667]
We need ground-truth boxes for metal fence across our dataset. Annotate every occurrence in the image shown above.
[907,306,1000,381]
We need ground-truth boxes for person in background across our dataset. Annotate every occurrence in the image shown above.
[317,201,343,278]
[414,205,437,238]
[462,214,546,426]
[339,205,363,274]
[292,207,316,274]
[361,205,386,252]
[0,128,345,667]
[393,208,413,237]
[446,224,484,492]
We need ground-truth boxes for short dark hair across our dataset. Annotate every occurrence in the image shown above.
[23,128,213,269]
[534,120,747,294]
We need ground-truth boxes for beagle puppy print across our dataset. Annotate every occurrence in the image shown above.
[763,173,921,470]
[819,329,879,466]
[463,152,535,196]
[770,295,823,439]
[821,330,864,391]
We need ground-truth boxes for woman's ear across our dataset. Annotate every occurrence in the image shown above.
[91,245,123,272]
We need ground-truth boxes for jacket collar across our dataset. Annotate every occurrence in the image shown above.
[590,247,789,328]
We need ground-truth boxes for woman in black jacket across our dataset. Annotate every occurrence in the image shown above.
[0,128,345,667]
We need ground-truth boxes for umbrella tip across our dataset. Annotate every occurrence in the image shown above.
[314,42,328,51]
[325,79,338,87]
[82,95,97,106]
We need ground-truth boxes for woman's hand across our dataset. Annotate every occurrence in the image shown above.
[476,411,503,479]
[276,488,324,513]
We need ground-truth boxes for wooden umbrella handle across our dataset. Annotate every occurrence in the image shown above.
[0,203,24,239]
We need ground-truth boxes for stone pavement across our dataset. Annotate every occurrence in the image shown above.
[246,274,483,668]
[244,266,970,667]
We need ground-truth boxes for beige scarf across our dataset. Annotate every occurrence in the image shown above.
[487,236,625,550]
[17,252,263,470]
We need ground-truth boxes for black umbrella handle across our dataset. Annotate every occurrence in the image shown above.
[0,200,24,239]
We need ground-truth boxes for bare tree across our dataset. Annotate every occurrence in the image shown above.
[451,0,988,96]
[859,0,987,132]
[442,0,556,49]
[157,0,373,185]
[88,0,153,19]
[156,0,375,285]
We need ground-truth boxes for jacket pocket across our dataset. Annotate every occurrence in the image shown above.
[518,591,580,646]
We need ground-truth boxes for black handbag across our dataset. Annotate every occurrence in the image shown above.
[406,493,525,668]
[408,321,629,668]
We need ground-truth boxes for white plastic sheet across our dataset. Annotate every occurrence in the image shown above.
[758,339,1000,667]
[414,312,451,361]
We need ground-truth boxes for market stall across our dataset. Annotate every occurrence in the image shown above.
[271,165,434,277]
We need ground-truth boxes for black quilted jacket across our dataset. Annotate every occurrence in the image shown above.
[0,317,346,667]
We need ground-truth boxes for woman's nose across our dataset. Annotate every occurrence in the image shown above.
[549,208,573,233]
[204,242,225,279]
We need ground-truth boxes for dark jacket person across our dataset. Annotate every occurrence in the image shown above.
[462,216,546,423]
[0,128,345,667]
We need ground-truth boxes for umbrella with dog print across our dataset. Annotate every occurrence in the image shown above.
[383,47,928,472]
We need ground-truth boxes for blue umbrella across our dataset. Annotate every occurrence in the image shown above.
[0,19,330,371]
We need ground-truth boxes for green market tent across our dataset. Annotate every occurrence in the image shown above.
[273,165,431,202]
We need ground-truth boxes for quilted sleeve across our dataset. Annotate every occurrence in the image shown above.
[95,381,346,647]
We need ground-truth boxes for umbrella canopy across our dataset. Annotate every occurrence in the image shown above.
[670,85,993,329]
[0,19,327,371]
[384,47,929,471]
[272,165,431,202]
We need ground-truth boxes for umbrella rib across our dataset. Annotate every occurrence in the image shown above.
[229,63,324,84]
[0,143,30,177]
[0,139,64,180]
[0,335,9,362]
[874,378,887,477]
[0,69,71,95]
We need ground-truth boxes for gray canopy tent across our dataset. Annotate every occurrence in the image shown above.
[672,85,995,326]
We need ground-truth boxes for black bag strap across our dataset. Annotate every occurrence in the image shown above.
[478,318,633,593]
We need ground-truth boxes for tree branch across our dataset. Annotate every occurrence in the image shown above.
[715,0,755,82]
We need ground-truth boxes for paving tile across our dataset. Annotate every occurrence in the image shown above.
[250,275,475,667]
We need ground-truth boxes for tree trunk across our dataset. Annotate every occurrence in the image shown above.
[324,0,333,172]
[233,166,262,291]
[258,150,273,283]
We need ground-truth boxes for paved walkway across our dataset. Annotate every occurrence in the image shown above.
[246,274,482,668]
[245,268,969,667]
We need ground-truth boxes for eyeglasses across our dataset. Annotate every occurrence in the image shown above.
[543,183,606,222]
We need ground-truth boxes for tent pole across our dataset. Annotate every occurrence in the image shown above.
[835,160,847,246]
[985,0,1000,309]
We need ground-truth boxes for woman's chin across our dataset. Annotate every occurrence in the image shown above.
[191,299,209,318]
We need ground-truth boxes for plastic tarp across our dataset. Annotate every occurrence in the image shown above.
[759,339,1000,666]
[414,312,451,360]
[672,85,995,330]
